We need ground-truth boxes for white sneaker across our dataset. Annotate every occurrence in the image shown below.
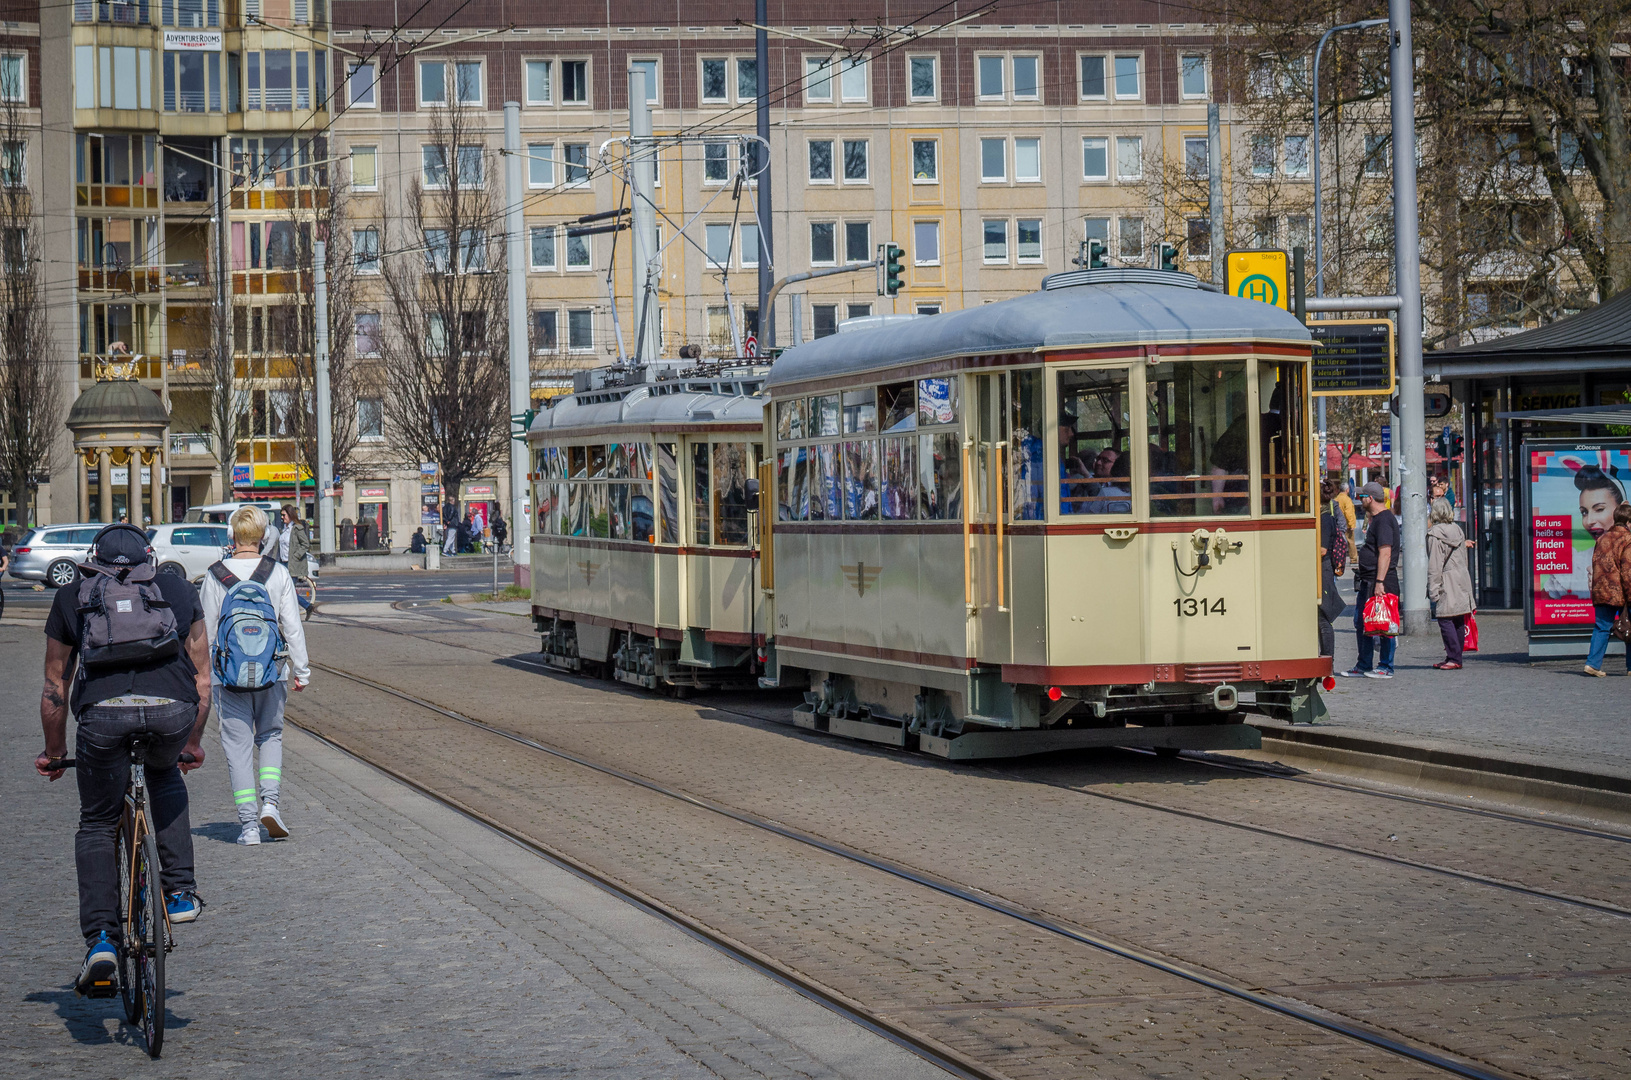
[259,802,288,839]
[237,823,261,845]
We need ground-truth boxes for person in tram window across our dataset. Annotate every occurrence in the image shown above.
[1082,450,1132,514]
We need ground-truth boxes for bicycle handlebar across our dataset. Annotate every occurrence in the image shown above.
[45,752,196,770]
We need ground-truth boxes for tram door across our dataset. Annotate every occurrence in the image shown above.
[968,373,1012,663]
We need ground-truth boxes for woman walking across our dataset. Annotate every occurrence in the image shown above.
[1317,480,1348,657]
[1586,502,1631,677]
[1426,498,1475,670]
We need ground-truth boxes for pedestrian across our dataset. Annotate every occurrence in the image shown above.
[260,508,281,560]
[1430,474,1456,510]
[36,523,210,994]
[491,510,507,553]
[409,527,427,554]
[1426,498,1475,670]
[200,506,310,845]
[1317,479,1348,658]
[1585,501,1631,677]
[278,505,313,613]
[442,502,458,556]
[0,528,11,619]
[1341,481,1401,679]
[1329,479,1357,566]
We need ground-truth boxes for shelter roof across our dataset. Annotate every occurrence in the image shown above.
[65,378,169,430]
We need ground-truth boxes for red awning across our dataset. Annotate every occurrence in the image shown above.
[1425,447,1445,464]
[1348,453,1381,469]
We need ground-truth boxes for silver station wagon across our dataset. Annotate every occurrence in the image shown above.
[7,524,101,587]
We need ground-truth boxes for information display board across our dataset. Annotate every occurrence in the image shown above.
[1309,319,1395,396]
[1525,440,1631,631]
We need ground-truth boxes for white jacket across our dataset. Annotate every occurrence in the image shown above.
[199,556,311,687]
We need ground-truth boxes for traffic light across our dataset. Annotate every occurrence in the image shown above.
[1158,243,1179,272]
[883,243,905,297]
[1450,431,1464,460]
[1436,427,1451,460]
[1089,239,1106,269]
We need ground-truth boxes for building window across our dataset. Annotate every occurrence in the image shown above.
[842,139,868,182]
[1082,137,1108,181]
[740,223,759,267]
[981,138,1005,182]
[1363,133,1390,175]
[704,141,729,183]
[840,56,867,101]
[353,227,379,273]
[456,144,483,186]
[561,60,588,103]
[0,140,23,187]
[422,145,448,187]
[532,309,558,351]
[916,303,941,315]
[846,302,872,320]
[805,57,832,102]
[1014,137,1040,182]
[701,58,728,102]
[347,61,376,107]
[983,219,1007,263]
[1181,54,1209,98]
[354,312,381,356]
[1253,214,1278,249]
[1116,136,1142,180]
[350,146,376,190]
[1287,214,1310,251]
[1114,54,1140,99]
[1184,136,1209,178]
[565,231,591,268]
[737,57,757,101]
[457,228,486,272]
[808,139,833,182]
[913,220,940,266]
[564,143,589,184]
[1187,218,1210,259]
[527,142,554,187]
[525,59,552,104]
[1252,134,1275,177]
[705,222,731,267]
[1118,217,1144,259]
[844,221,870,263]
[1284,135,1309,177]
[909,55,937,101]
[632,59,658,103]
[420,59,482,106]
[1080,54,1106,98]
[812,304,838,338]
[1017,219,1042,262]
[1013,56,1039,99]
[567,308,593,350]
[810,222,835,264]
[358,397,384,439]
[977,55,1004,98]
[911,139,937,182]
[530,225,556,270]
[1083,216,1110,251]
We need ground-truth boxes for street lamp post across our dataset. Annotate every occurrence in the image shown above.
[1311,17,1388,299]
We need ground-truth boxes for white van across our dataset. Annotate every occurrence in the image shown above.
[182,500,281,524]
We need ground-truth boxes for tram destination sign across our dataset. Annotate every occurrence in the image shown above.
[1309,319,1395,396]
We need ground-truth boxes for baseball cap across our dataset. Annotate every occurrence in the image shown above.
[90,523,152,567]
[1359,481,1387,502]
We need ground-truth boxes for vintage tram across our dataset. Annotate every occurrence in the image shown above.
[527,268,1331,760]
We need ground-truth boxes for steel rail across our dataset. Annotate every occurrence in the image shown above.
[301,653,1521,1080]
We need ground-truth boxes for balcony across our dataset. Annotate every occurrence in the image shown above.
[169,431,216,458]
[74,0,152,24]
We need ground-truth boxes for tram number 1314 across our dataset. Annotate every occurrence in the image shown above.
[1173,597,1227,617]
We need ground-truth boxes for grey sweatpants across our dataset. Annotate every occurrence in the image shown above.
[215,680,287,826]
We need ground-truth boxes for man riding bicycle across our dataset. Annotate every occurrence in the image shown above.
[35,523,211,995]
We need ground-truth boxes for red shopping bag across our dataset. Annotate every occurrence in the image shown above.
[1362,592,1403,637]
[1462,610,1479,653]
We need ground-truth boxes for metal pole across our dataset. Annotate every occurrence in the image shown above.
[1311,18,1388,298]
[314,239,335,557]
[755,0,774,349]
[504,100,530,571]
[1389,0,1428,635]
[629,67,660,363]
[1207,104,1224,286]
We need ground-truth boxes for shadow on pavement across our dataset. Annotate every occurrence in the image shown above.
[192,820,246,844]
[22,984,192,1045]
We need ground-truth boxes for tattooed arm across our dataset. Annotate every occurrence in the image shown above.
[36,637,73,780]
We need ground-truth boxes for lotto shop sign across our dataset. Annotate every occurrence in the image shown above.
[1527,441,1631,629]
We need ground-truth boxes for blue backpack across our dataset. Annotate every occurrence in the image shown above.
[209,557,285,691]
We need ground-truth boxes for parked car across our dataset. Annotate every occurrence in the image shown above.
[6,524,101,587]
[183,499,281,524]
[167,506,320,579]
[147,523,232,582]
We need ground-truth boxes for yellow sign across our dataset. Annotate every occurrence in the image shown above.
[1226,250,1290,310]
[252,463,314,485]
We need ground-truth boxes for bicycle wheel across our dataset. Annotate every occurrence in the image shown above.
[116,827,138,1024]
[132,803,166,1057]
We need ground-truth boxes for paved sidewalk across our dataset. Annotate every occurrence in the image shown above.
[1320,575,1631,780]
[0,622,943,1080]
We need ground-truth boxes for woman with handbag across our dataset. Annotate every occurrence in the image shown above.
[1585,502,1631,677]
[1426,499,1475,670]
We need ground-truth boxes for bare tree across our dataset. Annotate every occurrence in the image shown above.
[377,103,510,492]
[0,72,61,528]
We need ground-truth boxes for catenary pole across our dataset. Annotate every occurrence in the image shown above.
[314,240,334,557]
[755,0,774,350]
[504,100,530,570]
[1389,0,1428,634]
[630,67,660,362]
[1208,104,1224,286]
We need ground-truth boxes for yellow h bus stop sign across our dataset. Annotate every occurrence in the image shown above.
[1226,250,1290,310]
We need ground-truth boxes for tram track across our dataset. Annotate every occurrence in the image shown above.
[297,654,1522,1080]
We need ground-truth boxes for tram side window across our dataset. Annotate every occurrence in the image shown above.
[713,441,751,544]
[844,439,879,519]
[657,442,679,543]
[1146,360,1250,516]
[879,382,916,432]
[813,394,841,436]
[810,443,841,519]
[776,398,807,441]
[1010,369,1044,521]
[917,376,957,426]
[842,388,877,433]
[1057,367,1132,515]
[691,442,711,543]
[778,445,809,520]
[918,432,962,519]
[1259,360,1310,514]
[632,442,654,541]
[882,436,917,519]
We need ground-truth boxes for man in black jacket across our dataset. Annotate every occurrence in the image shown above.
[1340,482,1401,679]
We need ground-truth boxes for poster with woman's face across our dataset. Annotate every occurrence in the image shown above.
[1529,442,1631,627]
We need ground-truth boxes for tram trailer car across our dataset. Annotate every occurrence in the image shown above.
[528,269,1332,760]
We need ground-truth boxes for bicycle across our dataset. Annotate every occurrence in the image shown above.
[48,737,196,1059]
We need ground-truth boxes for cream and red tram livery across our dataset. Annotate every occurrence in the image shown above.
[528,268,1331,759]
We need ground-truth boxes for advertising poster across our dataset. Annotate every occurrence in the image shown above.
[1528,441,1631,628]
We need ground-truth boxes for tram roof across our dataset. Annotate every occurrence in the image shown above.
[530,381,764,436]
[765,270,1313,390]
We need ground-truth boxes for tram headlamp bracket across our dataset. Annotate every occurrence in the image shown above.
[1210,528,1243,560]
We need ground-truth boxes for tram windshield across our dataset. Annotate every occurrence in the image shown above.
[1058,368,1132,515]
